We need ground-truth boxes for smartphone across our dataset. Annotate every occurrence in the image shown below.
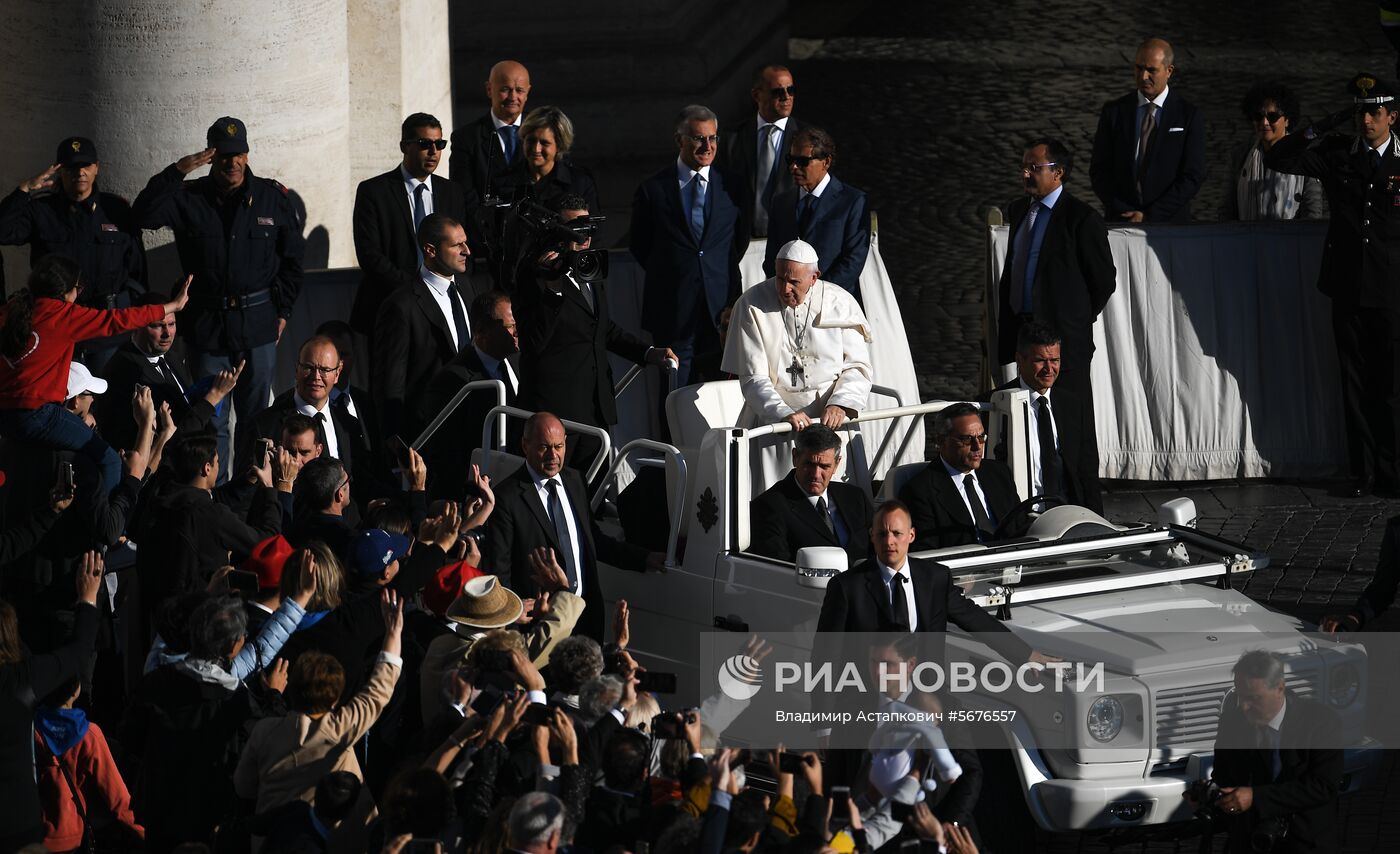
[259,438,274,469]
[469,685,504,716]
[227,569,259,596]
[388,434,412,469]
[522,702,554,726]
[830,785,851,817]
[889,800,914,823]
[778,752,808,774]
[651,712,683,739]
[636,670,677,694]
[58,461,75,499]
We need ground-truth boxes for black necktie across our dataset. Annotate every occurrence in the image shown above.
[546,480,579,591]
[798,193,817,235]
[447,282,470,352]
[1259,725,1282,781]
[963,474,994,539]
[1371,148,1383,174]
[155,356,179,390]
[815,496,836,539]
[889,573,911,631]
[494,359,513,398]
[312,411,330,452]
[1035,396,1061,498]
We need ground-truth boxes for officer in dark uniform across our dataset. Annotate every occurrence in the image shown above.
[0,136,148,373]
[1268,74,1400,496]
[132,117,305,478]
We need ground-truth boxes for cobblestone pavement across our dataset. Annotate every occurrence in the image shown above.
[786,2,1400,850]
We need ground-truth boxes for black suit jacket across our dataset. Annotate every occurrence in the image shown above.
[238,389,378,481]
[722,116,805,235]
[515,271,650,427]
[748,473,873,567]
[995,190,1116,369]
[371,279,465,441]
[991,380,1102,515]
[1212,694,1342,854]
[763,176,871,297]
[448,114,518,206]
[629,165,746,346]
[482,466,648,640]
[898,459,1020,551]
[95,341,214,450]
[1089,89,1207,222]
[350,168,468,334]
[414,346,520,500]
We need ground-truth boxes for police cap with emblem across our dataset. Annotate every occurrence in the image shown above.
[207,116,249,155]
[1349,73,1397,111]
[55,136,98,168]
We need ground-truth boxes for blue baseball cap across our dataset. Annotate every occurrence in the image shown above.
[349,529,411,577]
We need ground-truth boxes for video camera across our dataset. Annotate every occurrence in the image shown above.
[514,200,609,283]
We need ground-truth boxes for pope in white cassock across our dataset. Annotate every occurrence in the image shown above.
[722,239,872,489]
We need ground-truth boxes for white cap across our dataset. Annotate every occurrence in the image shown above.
[776,239,819,265]
[66,362,107,400]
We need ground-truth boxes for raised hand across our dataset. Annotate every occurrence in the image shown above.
[75,551,104,605]
[164,275,192,314]
[20,164,60,194]
[176,148,216,175]
[261,658,290,693]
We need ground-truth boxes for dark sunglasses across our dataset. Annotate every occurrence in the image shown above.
[1250,111,1284,124]
[769,85,796,98]
[786,153,826,167]
[407,138,448,151]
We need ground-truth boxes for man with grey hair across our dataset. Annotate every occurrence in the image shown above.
[1199,649,1342,853]
[749,422,873,566]
[631,104,746,384]
[898,402,1019,550]
[508,791,566,854]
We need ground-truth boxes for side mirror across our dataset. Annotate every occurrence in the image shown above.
[795,546,849,589]
[1157,497,1198,528]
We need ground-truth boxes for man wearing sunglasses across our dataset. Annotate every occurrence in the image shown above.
[897,402,1019,551]
[351,112,469,336]
[1267,73,1400,497]
[723,63,806,238]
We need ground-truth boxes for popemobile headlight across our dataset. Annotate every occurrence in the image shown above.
[1329,663,1360,708]
[1087,696,1124,742]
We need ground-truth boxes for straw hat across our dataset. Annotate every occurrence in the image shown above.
[446,575,523,629]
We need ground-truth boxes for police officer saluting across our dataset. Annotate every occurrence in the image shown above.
[0,136,148,373]
[1268,74,1400,497]
[132,117,304,477]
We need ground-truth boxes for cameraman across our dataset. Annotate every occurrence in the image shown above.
[1193,650,1342,854]
[513,194,676,479]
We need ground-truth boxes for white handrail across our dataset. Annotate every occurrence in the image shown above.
[412,380,507,451]
[480,404,614,485]
[590,438,687,569]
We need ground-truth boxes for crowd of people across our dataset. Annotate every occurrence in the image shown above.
[0,26,1390,854]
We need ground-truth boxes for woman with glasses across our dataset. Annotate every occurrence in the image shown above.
[1222,81,1326,220]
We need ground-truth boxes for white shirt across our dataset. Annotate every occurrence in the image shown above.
[491,113,522,152]
[1135,86,1170,162]
[755,115,789,170]
[144,352,184,394]
[294,391,340,460]
[1370,138,1393,160]
[1019,378,1059,497]
[401,164,434,222]
[475,346,517,396]
[418,265,468,350]
[942,458,993,532]
[798,171,832,203]
[878,560,918,630]
[675,158,712,194]
[1265,698,1287,735]
[526,464,583,597]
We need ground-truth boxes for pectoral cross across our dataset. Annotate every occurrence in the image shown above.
[786,358,804,388]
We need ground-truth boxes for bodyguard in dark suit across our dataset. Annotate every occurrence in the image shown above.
[630,105,747,385]
[898,403,1021,551]
[1206,651,1342,854]
[448,60,530,207]
[1266,74,1400,495]
[749,424,873,567]
[723,64,804,237]
[998,139,1116,399]
[992,322,1102,514]
[350,112,469,335]
[372,214,474,442]
[762,127,869,298]
[1088,38,1206,223]
[415,290,521,500]
[482,413,660,640]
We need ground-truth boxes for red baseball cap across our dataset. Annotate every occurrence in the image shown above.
[242,535,294,591]
[420,559,485,618]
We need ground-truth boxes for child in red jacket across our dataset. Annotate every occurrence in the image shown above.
[34,677,144,852]
[0,255,187,492]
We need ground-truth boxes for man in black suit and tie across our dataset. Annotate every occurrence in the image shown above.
[1267,74,1400,496]
[1200,650,1342,854]
[993,322,1102,514]
[483,412,663,640]
[749,424,872,566]
[350,112,469,336]
[997,138,1116,399]
[762,127,870,299]
[1089,38,1206,224]
[372,213,474,442]
[898,402,1021,551]
[416,290,521,499]
[449,60,530,209]
[95,291,233,450]
[517,195,677,473]
[724,64,804,238]
[630,105,746,384]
